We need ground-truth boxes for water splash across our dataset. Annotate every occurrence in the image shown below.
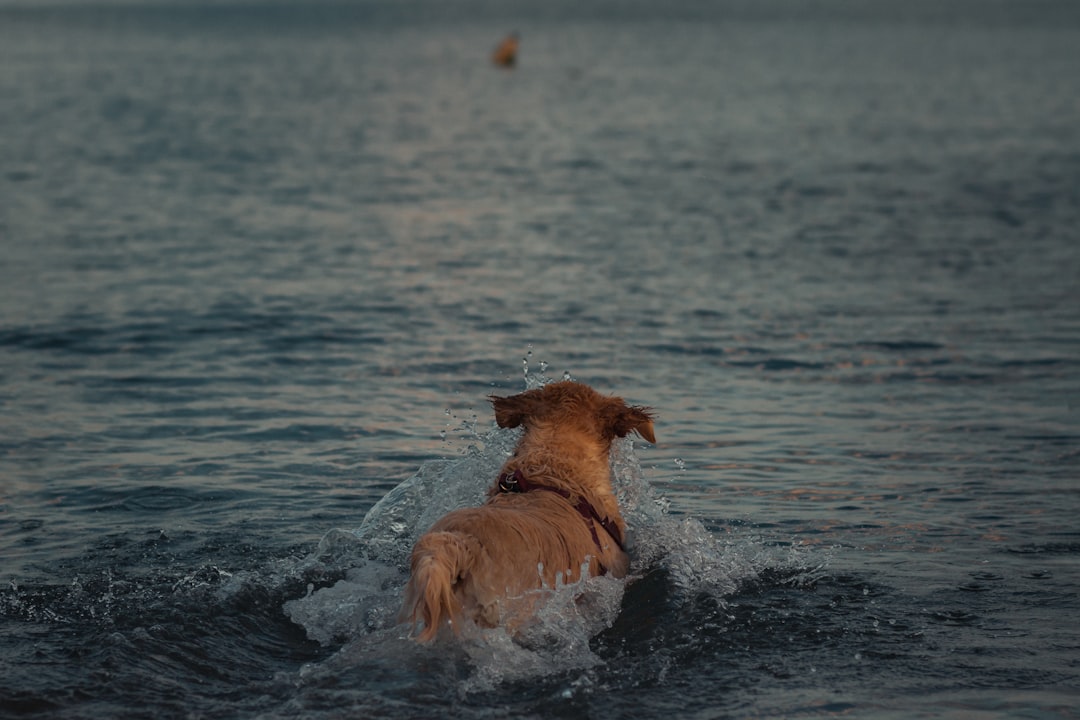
[275,424,518,647]
[457,570,624,693]
[277,374,828,691]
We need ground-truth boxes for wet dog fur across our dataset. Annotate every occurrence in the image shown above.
[400,381,655,641]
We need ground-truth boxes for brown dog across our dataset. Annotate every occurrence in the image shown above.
[400,381,655,641]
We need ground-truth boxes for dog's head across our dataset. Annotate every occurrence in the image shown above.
[490,381,655,445]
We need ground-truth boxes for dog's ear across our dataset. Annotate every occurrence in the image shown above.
[490,392,536,429]
[605,403,656,444]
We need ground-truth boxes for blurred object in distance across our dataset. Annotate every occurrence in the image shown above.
[492,32,519,68]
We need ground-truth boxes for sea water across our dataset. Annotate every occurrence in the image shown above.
[2,1,1079,717]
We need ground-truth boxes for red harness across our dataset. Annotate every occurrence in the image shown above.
[497,469,626,575]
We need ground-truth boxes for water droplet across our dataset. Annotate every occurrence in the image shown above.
[562,370,572,381]
[522,345,534,376]
[674,458,686,471]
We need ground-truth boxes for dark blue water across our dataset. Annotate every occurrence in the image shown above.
[2,1,1079,717]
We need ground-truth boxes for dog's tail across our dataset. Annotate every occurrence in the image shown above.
[400,531,477,642]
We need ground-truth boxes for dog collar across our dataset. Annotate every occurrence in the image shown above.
[497,469,626,558]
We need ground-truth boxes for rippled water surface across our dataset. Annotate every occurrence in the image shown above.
[2,1,1079,717]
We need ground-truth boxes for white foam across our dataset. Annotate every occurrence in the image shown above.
[282,560,404,646]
